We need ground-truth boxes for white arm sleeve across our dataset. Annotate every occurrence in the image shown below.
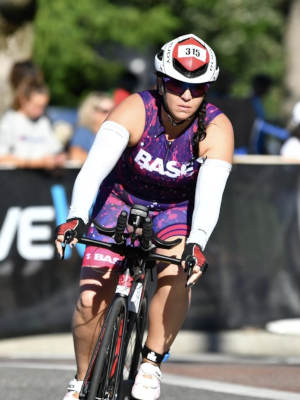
[186,158,232,250]
[67,121,130,223]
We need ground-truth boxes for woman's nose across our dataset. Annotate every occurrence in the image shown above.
[181,89,193,100]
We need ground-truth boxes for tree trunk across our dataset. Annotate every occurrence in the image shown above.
[284,0,300,116]
[0,0,36,117]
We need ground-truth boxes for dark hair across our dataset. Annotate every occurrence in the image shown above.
[192,100,207,159]
[291,124,300,140]
[10,60,44,89]
[252,74,274,88]
[117,70,138,93]
[13,77,49,110]
[252,74,274,97]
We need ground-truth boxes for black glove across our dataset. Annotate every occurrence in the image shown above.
[181,242,208,274]
[55,218,86,243]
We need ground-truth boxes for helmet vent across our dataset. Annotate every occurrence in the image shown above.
[173,59,209,79]
[157,50,163,61]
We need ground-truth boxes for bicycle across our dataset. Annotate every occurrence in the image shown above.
[61,204,198,400]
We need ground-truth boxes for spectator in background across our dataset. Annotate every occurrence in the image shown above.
[249,74,290,154]
[205,70,258,154]
[280,101,300,160]
[0,77,66,169]
[113,70,138,105]
[10,60,74,150]
[68,92,114,163]
[250,74,274,120]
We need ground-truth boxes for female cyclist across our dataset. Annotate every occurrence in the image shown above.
[55,33,234,400]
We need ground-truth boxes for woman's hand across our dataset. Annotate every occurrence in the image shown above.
[181,243,208,287]
[54,218,85,258]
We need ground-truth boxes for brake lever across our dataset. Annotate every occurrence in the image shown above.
[184,256,196,287]
[60,241,67,260]
[59,231,76,261]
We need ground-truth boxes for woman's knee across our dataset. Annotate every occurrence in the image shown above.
[78,289,101,311]
[77,283,115,318]
[157,263,186,286]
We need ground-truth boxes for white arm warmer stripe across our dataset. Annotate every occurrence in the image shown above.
[67,121,130,223]
[186,158,232,250]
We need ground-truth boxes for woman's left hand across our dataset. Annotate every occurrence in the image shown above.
[181,243,208,286]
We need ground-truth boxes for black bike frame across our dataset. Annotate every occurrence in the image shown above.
[78,236,182,399]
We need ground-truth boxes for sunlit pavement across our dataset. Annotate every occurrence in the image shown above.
[0,331,300,398]
[0,356,300,400]
[1,329,300,358]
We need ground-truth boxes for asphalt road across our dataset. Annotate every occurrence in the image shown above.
[1,357,300,400]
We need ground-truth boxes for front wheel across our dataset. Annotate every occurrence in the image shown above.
[119,292,148,399]
[87,296,127,400]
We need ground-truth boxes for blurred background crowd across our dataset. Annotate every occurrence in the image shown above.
[1,1,300,340]
[1,1,300,170]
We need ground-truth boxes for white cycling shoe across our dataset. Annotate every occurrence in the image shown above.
[63,377,83,399]
[131,362,162,400]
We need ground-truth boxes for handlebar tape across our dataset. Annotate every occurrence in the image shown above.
[142,217,153,248]
[115,210,128,243]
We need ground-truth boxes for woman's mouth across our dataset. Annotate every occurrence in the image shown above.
[178,105,190,111]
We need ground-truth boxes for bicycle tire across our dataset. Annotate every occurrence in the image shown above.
[119,292,148,400]
[87,296,127,400]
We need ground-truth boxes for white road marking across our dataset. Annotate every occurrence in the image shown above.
[0,361,76,371]
[163,373,300,400]
[0,361,299,400]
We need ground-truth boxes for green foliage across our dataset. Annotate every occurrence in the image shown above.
[33,0,286,107]
[34,0,180,105]
[175,0,285,96]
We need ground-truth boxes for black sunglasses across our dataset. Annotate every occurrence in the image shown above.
[162,77,209,98]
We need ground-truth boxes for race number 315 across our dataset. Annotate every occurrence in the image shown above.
[178,45,207,62]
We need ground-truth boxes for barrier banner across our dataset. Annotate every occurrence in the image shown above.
[0,164,300,338]
[0,168,83,338]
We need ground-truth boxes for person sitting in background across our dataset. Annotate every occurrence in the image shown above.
[280,101,300,160]
[249,74,290,154]
[68,92,114,163]
[0,77,66,169]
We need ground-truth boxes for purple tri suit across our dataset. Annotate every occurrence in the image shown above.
[83,90,222,270]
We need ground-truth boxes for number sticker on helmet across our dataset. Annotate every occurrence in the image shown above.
[178,45,207,62]
[154,34,219,83]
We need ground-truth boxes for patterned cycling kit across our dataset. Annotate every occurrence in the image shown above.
[83,90,222,270]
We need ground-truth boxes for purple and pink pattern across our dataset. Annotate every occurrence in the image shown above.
[83,191,194,270]
[109,90,222,204]
[84,90,222,269]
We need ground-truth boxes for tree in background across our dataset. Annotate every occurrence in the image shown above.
[34,0,288,114]
[33,0,180,106]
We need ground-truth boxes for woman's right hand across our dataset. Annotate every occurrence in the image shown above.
[55,218,85,258]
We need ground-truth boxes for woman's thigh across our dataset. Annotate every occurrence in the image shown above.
[82,191,130,272]
[155,235,187,286]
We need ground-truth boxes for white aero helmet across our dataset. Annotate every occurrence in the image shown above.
[155,33,219,84]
